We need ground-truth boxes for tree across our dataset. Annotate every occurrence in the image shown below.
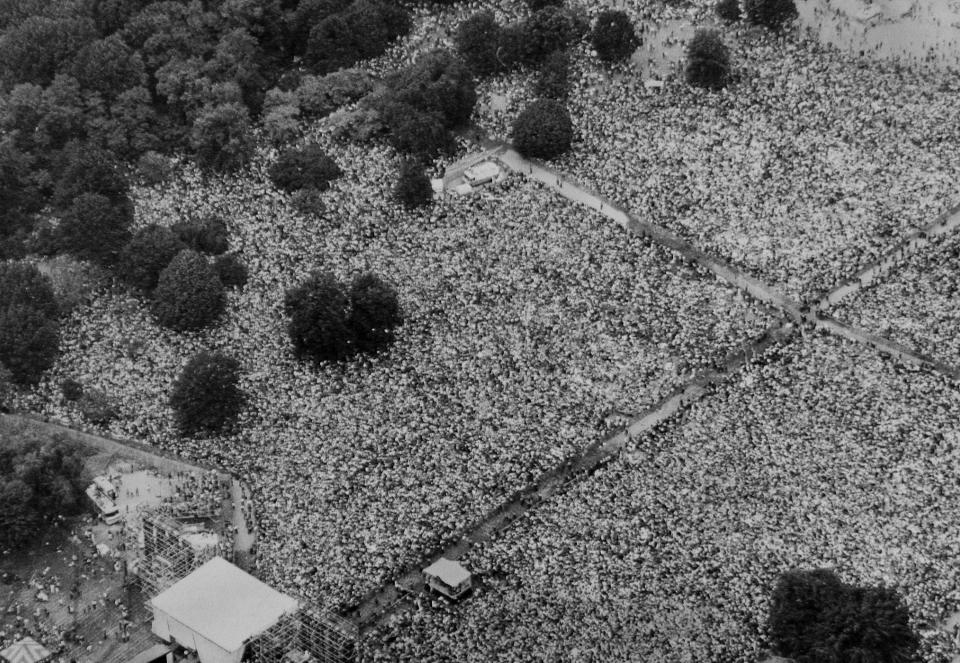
[295,69,374,119]
[348,273,402,354]
[304,1,411,74]
[214,253,248,289]
[56,193,133,267]
[0,302,59,385]
[685,29,731,90]
[393,159,433,210]
[380,103,452,157]
[455,11,503,77]
[269,144,342,193]
[744,0,797,31]
[284,271,352,363]
[526,0,563,9]
[768,569,920,663]
[171,216,230,255]
[151,249,226,331]
[169,351,244,435]
[591,10,640,62]
[287,0,353,55]
[0,15,97,87]
[534,50,570,99]
[190,102,255,172]
[118,224,186,292]
[93,85,160,159]
[0,261,59,320]
[262,88,300,145]
[385,50,477,129]
[70,35,146,100]
[512,99,573,160]
[716,0,742,22]
[52,142,129,209]
[518,6,587,65]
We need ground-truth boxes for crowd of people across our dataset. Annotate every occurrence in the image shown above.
[371,333,960,662]
[833,229,960,364]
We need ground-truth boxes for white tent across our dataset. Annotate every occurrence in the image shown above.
[0,637,51,663]
[150,557,299,663]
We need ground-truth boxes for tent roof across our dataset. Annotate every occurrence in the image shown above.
[126,643,176,663]
[423,558,471,587]
[0,637,51,663]
[149,557,299,653]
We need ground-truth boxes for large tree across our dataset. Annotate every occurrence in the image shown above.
[169,351,244,435]
[284,271,353,363]
[685,29,731,90]
[590,10,640,62]
[348,272,403,354]
[190,102,255,172]
[118,224,186,292]
[744,0,797,31]
[512,98,573,160]
[269,144,342,193]
[151,249,226,331]
[0,302,60,385]
[56,192,133,267]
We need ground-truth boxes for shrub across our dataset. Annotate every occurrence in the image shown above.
[190,102,255,172]
[685,29,731,90]
[769,569,919,663]
[744,0,797,31]
[716,0,742,22]
[169,351,244,435]
[56,193,133,267]
[284,271,353,363]
[269,144,343,193]
[348,273,402,354]
[512,99,573,160]
[60,377,83,402]
[137,151,173,185]
[151,249,225,331]
[534,50,570,99]
[295,69,375,119]
[455,11,504,77]
[171,216,229,255]
[118,225,186,292]
[393,159,433,210]
[591,10,640,62]
[518,6,588,65]
[0,303,59,385]
[214,253,248,289]
[78,387,118,426]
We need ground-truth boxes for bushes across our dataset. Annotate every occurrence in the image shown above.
[534,50,570,99]
[744,0,797,31]
[512,99,573,160]
[190,102,255,172]
[685,29,731,90]
[284,270,402,363]
[393,159,433,210]
[768,569,919,663]
[591,10,640,62]
[169,351,244,435]
[118,224,186,291]
[151,249,226,331]
[269,144,343,193]
[716,0,742,22]
[57,192,133,266]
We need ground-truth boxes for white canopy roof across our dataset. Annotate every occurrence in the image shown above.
[423,558,471,587]
[150,557,299,653]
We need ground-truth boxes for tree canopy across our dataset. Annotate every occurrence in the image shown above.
[685,29,731,90]
[512,98,574,160]
[169,351,244,435]
[590,10,640,62]
[151,249,226,331]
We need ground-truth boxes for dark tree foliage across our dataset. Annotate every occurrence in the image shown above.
[287,0,353,55]
[518,6,587,66]
[455,11,503,77]
[60,377,83,402]
[0,141,44,244]
[380,102,452,158]
[393,159,433,210]
[744,0,797,31]
[269,144,343,193]
[716,0,742,22]
[512,98,573,160]
[190,101,255,172]
[295,68,374,119]
[57,192,133,267]
[305,1,411,75]
[118,224,186,292]
[91,85,160,160]
[0,303,60,385]
[0,15,97,86]
[534,50,570,99]
[203,28,270,116]
[0,261,59,320]
[214,253,248,289]
[151,249,226,331]
[284,271,353,364]
[348,272,402,354]
[171,215,229,255]
[52,142,130,209]
[685,29,731,90]
[769,569,919,663]
[590,9,640,62]
[0,429,89,550]
[169,351,244,435]
[385,49,477,129]
[70,35,146,100]
[526,0,563,9]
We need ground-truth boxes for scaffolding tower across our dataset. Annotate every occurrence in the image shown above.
[125,511,225,598]
[246,606,358,663]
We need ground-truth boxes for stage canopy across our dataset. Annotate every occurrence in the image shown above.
[0,637,52,663]
[423,558,471,587]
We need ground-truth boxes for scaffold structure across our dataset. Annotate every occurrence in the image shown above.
[247,606,358,663]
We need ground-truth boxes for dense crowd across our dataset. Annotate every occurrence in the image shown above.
[832,228,960,364]
[14,120,772,607]
[371,333,960,662]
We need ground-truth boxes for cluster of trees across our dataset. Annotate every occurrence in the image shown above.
[170,350,244,436]
[284,271,402,364]
[715,0,798,29]
[0,263,60,386]
[768,569,919,663]
[0,423,89,550]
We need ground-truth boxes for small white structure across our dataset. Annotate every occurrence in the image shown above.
[462,161,500,187]
[423,557,472,600]
[150,557,300,663]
